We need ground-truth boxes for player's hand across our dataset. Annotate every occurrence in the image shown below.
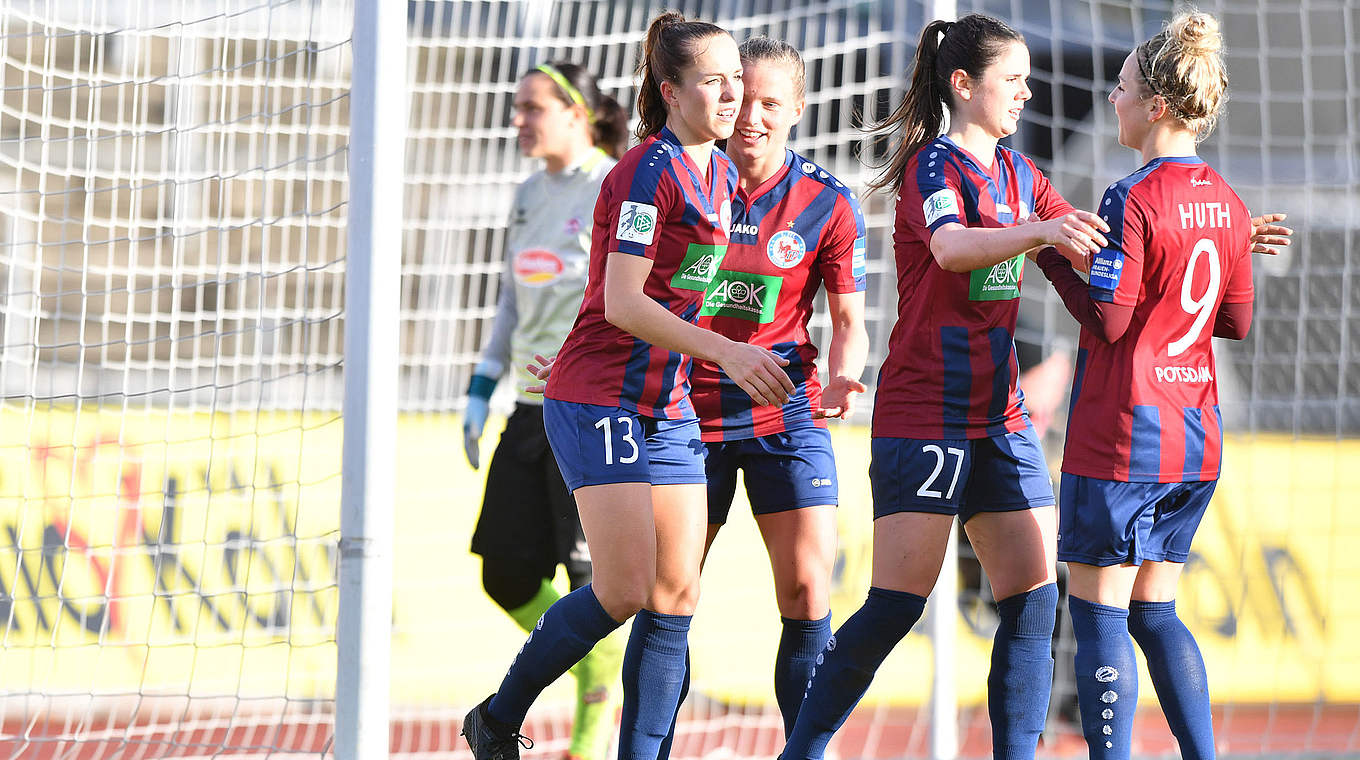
[814,375,868,419]
[1046,210,1109,269]
[524,353,555,395]
[463,395,489,469]
[1249,213,1292,255]
[717,341,794,407]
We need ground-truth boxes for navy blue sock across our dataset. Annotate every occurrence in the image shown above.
[782,587,926,760]
[989,583,1058,760]
[655,647,690,760]
[1069,596,1137,760]
[774,613,833,738]
[618,609,692,760]
[1128,600,1214,760]
[488,584,621,727]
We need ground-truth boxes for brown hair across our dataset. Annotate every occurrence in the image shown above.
[527,61,630,159]
[865,14,1024,193]
[1135,9,1228,141]
[738,36,806,100]
[634,11,729,140]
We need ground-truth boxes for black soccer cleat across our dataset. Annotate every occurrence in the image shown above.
[461,695,534,760]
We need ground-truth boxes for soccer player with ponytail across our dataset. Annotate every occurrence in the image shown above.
[462,13,793,760]
[461,60,628,760]
[1033,11,1257,759]
[782,14,1111,760]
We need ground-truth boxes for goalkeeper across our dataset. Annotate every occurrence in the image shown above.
[463,60,628,760]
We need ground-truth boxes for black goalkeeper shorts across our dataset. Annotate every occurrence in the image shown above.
[470,402,590,580]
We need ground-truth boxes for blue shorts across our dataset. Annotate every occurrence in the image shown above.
[869,423,1054,523]
[1057,474,1216,566]
[705,426,839,523]
[543,399,706,491]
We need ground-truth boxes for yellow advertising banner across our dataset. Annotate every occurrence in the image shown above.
[1,409,1356,707]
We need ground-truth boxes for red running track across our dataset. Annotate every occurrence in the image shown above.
[2,703,1358,758]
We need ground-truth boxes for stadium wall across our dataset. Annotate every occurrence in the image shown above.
[2,410,1355,708]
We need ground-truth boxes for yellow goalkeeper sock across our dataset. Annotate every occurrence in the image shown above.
[567,624,625,760]
[504,578,560,632]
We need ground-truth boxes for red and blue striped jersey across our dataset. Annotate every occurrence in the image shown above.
[690,150,868,441]
[1062,157,1252,482]
[546,128,738,420]
[873,137,1075,439]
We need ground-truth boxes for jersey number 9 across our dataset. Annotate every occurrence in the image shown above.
[1168,238,1222,357]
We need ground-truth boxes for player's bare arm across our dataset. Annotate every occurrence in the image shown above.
[602,251,794,406]
[813,289,868,419]
[929,210,1109,273]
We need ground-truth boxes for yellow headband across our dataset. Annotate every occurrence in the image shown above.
[535,64,593,121]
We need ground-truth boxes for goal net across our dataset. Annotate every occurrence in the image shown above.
[0,1,348,756]
[2,0,1355,758]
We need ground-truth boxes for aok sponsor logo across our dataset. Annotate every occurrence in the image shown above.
[513,249,565,286]
[700,270,782,323]
[968,254,1023,301]
[670,243,728,291]
[1154,365,1213,383]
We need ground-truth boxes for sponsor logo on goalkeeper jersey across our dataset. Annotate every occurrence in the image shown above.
[1154,365,1213,383]
[671,243,727,291]
[968,254,1023,301]
[923,188,960,226]
[514,249,565,286]
[700,270,782,323]
[767,230,807,269]
[616,201,658,245]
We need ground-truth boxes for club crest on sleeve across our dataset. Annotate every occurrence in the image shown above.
[924,189,960,226]
[767,229,807,269]
[616,201,658,245]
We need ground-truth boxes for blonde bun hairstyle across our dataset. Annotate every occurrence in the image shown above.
[1136,9,1228,140]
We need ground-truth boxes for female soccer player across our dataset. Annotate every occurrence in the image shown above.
[462,13,792,760]
[1033,11,1254,759]
[781,14,1111,760]
[689,35,868,739]
[532,38,868,748]
[461,60,628,760]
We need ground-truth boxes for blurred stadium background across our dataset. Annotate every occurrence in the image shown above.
[0,0,1355,757]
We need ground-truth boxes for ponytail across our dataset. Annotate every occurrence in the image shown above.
[866,14,1024,194]
[866,19,952,193]
[591,94,629,158]
[635,11,728,141]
